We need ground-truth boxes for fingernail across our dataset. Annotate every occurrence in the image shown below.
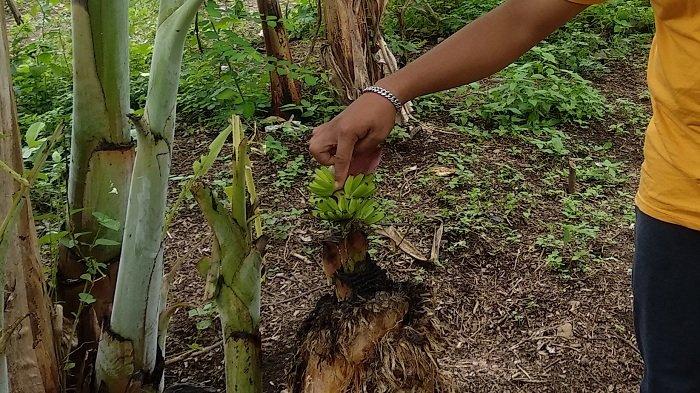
[334,181,342,190]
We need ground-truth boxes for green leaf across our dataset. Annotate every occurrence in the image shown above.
[196,319,212,331]
[94,238,121,246]
[59,237,75,249]
[192,125,233,176]
[214,87,236,101]
[303,74,318,86]
[25,122,46,148]
[38,231,68,245]
[92,211,121,231]
[79,292,96,305]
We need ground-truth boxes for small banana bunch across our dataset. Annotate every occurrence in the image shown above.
[309,167,385,225]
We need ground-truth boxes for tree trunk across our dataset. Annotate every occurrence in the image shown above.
[94,1,203,391]
[193,118,264,392]
[0,7,61,393]
[60,1,134,383]
[5,0,22,25]
[321,0,413,122]
[256,0,301,118]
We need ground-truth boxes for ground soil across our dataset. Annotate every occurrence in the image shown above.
[163,56,649,392]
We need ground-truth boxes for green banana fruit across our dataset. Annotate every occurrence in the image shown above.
[308,167,384,225]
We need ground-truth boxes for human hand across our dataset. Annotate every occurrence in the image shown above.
[308,92,397,188]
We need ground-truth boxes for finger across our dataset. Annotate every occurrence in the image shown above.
[349,148,383,175]
[309,128,336,166]
[348,134,383,174]
[353,132,385,156]
[311,146,334,166]
[331,133,357,189]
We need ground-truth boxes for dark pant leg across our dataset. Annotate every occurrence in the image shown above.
[634,209,700,393]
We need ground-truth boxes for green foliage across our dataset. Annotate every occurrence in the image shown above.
[9,4,71,219]
[274,155,306,188]
[536,221,600,273]
[386,125,412,144]
[309,167,385,225]
[458,59,607,129]
[188,302,217,331]
[386,0,653,43]
[176,0,335,123]
[524,34,607,75]
[609,98,650,135]
[580,0,655,35]
[385,0,501,39]
[285,0,319,39]
[264,136,289,163]
[9,2,72,133]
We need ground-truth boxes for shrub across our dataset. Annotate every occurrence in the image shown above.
[457,59,607,128]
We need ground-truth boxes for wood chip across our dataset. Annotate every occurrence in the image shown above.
[430,222,444,264]
[431,166,457,177]
[556,322,574,339]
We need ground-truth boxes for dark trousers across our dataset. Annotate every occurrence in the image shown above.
[634,209,700,393]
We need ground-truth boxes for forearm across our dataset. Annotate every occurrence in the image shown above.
[377,0,588,102]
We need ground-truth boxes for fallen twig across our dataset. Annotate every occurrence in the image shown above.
[165,339,223,366]
[266,285,326,307]
[430,221,444,264]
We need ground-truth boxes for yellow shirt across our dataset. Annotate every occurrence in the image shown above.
[570,0,700,230]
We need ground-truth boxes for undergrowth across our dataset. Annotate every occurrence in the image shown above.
[9,0,653,278]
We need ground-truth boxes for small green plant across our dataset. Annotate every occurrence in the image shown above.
[264,135,289,163]
[536,221,600,274]
[274,155,305,188]
[308,167,385,224]
[386,125,411,144]
[529,128,570,156]
[188,302,217,331]
[459,60,607,128]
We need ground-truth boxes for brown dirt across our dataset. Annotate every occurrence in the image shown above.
[162,56,648,392]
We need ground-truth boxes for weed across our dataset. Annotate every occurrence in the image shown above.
[274,155,306,188]
[386,125,412,144]
[188,302,217,331]
[457,60,606,129]
[264,136,290,163]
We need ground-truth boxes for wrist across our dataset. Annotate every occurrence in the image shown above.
[375,74,416,104]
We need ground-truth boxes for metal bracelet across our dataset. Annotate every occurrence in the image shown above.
[362,86,403,111]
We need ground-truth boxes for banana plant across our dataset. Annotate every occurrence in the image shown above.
[307,167,385,299]
[290,159,447,392]
[1,8,61,392]
[0,124,64,393]
[59,1,135,382]
[94,0,204,391]
[194,116,265,393]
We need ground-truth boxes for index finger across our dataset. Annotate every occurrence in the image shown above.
[331,132,357,189]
